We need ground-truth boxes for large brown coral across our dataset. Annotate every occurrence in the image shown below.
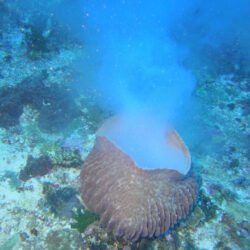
[80,131,198,242]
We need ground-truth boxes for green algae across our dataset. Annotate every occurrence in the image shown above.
[71,208,99,233]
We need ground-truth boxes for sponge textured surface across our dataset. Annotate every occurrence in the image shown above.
[80,136,198,242]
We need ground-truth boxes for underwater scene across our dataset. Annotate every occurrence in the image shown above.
[0,0,249,249]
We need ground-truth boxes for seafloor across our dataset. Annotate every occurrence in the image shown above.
[0,2,249,250]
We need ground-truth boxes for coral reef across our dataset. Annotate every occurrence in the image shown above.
[0,1,249,248]
[25,25,47,60]
[0,71,249,250]
[0,75,81,133]
[19,155,53,181]
[45,229,82,249]
[0,86,23,128]
[43,184,82,218]
[0,170,23,190]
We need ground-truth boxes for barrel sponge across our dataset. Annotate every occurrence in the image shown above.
[80,116,198,242]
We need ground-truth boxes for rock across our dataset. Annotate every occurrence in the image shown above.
[186,206,205,229]
[19,155,53,181]
[43,184,82,218]
[0,86,23,128]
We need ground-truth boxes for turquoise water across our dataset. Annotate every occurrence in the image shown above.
[0,0,249,249]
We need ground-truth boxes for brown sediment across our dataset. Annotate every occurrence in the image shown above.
[80,135,198,242]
